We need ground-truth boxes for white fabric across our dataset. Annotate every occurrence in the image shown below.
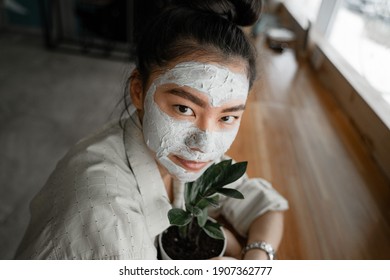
[15,115,288,260]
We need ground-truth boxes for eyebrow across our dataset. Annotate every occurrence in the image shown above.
[166,88,246,112]
[166,89,207,107]
[221,104,246,113]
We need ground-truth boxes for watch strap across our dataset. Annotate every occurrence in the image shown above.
[242,241,276,260]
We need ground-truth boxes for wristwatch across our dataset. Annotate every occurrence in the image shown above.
[243,241,276,260]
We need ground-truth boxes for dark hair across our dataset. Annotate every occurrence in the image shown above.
[137,0,261,87]
[120,0,262,125]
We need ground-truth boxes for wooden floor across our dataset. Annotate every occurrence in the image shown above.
[227,41,390,259]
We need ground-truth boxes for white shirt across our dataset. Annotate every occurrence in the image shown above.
[15,115,288,259]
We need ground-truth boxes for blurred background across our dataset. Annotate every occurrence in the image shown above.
[0,0,390,259]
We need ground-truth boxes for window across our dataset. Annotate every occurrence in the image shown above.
[284,0,323,22]
[328,0,390,103]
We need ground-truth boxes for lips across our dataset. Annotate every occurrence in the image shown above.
[172,155,211,172]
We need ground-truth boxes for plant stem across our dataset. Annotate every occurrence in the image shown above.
[179,224,188,240]
[188,218,194,239]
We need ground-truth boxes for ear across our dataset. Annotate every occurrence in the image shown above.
[129,69,144,110]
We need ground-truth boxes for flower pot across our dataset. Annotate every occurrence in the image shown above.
[158,219,227,260]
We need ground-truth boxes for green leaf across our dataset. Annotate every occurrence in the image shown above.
[198,160,248,198]
[196,208,208,228]
[168,208,192,226]
[196,195,220,209]
[206,195,220,207]
[192,206,203,216]
[178,224,188,239]
[184,182,198,207]
[203,220,225,240]
[184,182,192,206]
[174,159,247,242]
[217,188,244,199]
[218,161,248,187]
[218,159,233,169]
[195,161,223,194]
[208,160,232,184]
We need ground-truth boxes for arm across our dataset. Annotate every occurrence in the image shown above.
[212,156,289,260]
[243,210,284,260]
[220,210,284,260]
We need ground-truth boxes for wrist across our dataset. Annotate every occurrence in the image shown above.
[242,241,276,260]
[242,249,268,260]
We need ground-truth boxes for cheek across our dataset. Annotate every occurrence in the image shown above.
[220,128,239,148]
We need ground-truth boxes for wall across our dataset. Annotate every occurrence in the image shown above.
[4,0,42,29]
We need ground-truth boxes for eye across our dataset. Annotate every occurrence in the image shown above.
[173,105,194,116]
[220,116,238,124]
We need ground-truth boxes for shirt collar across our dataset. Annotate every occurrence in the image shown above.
[123,114,172,237]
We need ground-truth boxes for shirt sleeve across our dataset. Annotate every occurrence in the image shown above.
[15,125,159,260]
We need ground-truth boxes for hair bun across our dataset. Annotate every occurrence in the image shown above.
[172,0,262,26]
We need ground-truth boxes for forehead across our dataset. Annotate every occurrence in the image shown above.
[152,62,249,107]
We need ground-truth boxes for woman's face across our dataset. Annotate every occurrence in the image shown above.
[138,59,249,182]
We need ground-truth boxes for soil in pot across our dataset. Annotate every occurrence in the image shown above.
[160,224,225,260]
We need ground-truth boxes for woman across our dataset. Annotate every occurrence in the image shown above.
[15,0,288,260]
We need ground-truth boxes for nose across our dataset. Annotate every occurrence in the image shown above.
[196,116,216,132]
[185,130,214,153]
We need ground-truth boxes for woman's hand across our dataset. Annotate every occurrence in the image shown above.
[222,227,243,259]
[242,249,269,260]
[208,227,242,260]
[210,256,238,260]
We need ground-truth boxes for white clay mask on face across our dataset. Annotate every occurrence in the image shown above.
[142,62,249,182]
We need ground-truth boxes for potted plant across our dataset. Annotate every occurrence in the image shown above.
[158,159,247,259]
